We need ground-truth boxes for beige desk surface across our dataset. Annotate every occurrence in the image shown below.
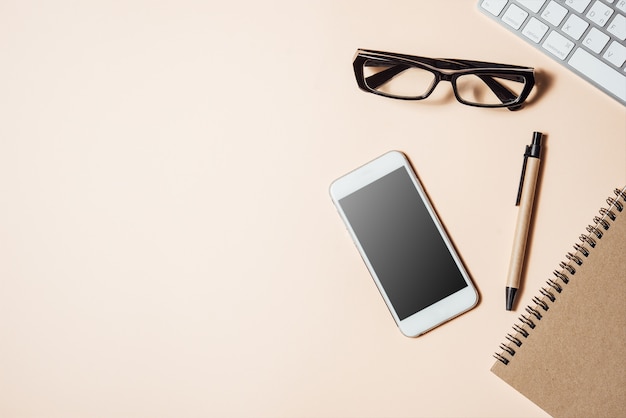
[1,1,625,417]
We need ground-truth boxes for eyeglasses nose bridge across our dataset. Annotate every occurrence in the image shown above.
[430,72,455,96]
[427,72,456,97]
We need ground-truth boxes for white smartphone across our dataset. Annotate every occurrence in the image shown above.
[330,151,478,337]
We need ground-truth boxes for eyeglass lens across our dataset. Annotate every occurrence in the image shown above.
[363,59,435,99]
[362,58,528,106]
[455,73,527,106]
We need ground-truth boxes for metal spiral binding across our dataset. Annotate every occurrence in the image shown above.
[506,334,522,347]
[539,287,556,302]
[532,296,549,311]
[593,216,610,230]
[493,187,625,365]
[545,278,562,293]
[559,261,576,275]
[566,252,583,265]
[586,225,603,239]
[573,243,589,257]
[553,269,569,284]
[606,195,623,212]
[599,207,616,221]
[579,234,596,247]
[525,306,542,320]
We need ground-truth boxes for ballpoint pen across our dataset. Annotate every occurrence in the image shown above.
[506,132,543,311]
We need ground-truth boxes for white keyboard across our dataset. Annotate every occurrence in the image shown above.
[479,0,626,106]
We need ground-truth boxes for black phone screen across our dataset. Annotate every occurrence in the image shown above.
[338,167,468,320]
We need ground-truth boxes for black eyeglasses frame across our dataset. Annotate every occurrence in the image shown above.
[353,49,536,111]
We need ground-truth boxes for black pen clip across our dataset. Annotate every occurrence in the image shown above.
[516,145,531,206]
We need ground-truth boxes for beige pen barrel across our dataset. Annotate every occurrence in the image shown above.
[506,155,541,309]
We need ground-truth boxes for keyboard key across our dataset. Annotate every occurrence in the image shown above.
[481,0,508,16]
[523,17,550,42]
[603,40,626,67]
[542,30,576,59]
[569,48,626,101]
[565,0,592,13]
[517,0,546,13]
[618,0,626,13]
[502,4,529,29]
[562,13,590,40]
[583,27,610,53]
[607,13,626,40]
[542,1,569,26]
[587,1,614,27]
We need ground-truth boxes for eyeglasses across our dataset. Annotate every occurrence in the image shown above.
[353,49,535,111]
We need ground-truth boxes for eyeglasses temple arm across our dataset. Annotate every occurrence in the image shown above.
[363,64,411,90]
[475,74,522,110]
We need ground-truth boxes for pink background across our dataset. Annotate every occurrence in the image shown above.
[1,1,624,417]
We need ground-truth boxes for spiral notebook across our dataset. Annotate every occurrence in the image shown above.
[491,186,626,418]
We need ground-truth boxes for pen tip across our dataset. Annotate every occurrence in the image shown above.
[506,287,518,311]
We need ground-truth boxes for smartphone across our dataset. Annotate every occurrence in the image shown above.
[330,151,478,337]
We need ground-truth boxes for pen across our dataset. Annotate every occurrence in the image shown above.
[506,132,543,311]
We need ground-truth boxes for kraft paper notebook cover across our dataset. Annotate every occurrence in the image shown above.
[491,186,626,418]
